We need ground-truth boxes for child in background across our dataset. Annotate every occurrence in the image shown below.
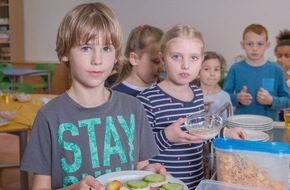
[223,24,290,121]
[112,24,164,96]
[275,30,290,121]
[275,29,290,89]
[199,51,232,121]
[20,3,166,190]
[137,24,246,190]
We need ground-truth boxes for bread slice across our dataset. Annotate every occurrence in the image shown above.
[160,183,184,190]
[143,174,168,188]
[120,186,131,190]
[126,180,150,190]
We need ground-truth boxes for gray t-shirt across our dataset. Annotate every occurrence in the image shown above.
[21,91,159,189]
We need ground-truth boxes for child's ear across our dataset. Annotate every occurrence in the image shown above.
[240,41,245,50]
[266,41,270,49]
[61,55,69,62]
[129,52,139,66]
[159,52,165,65]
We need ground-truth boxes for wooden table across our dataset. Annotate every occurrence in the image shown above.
[0,68,51,93]
[0,94,57,190]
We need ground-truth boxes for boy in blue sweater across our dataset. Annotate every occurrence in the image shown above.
[223,24,290,121]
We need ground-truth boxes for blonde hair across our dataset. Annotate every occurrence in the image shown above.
[160,24,204,54]
[114,24,163,85]
[242,24,268,41]
[55,2,123,68]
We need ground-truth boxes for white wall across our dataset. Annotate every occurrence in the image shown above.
[24,0,290,68]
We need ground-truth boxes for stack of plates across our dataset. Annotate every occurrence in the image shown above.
[227,114,273,131]
[244,129,270,141]
[226,114,273,141]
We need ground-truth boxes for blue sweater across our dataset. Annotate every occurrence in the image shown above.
[223,60,290,121]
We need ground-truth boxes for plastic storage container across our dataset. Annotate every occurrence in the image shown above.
[196,179,266,190]
[214,138,290,190]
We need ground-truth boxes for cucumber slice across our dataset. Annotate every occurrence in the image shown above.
[162,183,184,190]
[143,174,166,183]
[126,180,148,188]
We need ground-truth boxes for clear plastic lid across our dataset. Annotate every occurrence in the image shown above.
[214,138,290,155]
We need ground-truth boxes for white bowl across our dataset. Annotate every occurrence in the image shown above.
[16,93,32,102]
[0,110,17,121]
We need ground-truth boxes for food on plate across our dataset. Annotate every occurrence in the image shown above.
[143,174,168,189]
[120,186,130,190]
[105,173,185,190]
[126,180,149,190]
[160,183,184,190]
[107,180,124,190]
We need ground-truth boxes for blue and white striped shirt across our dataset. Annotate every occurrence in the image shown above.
[137,84,205,190]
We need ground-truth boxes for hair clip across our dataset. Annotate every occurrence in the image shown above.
[140,24,145,28]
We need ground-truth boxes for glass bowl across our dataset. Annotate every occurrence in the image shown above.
[0,110,17,121]
[16,93,32,102]
[184,113,223,139]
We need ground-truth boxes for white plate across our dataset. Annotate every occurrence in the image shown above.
[244,129,269,141]
[96,170,188,190]
[227,114,273,126]
[227,123,273,131]
[0,119,10,127]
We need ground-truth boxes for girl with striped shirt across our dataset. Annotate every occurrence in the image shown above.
[137,24,246,189]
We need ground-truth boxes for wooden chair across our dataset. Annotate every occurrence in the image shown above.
[31,63,56,93]
[0,62,13,68]
[0,62,13,83]
[0,83,34,94]
[0,71,4,83]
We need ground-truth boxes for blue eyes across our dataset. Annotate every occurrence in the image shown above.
[80,45,112,52]
[191,56,199,61]
[172,54,200,61]
[81,46,90,52]
[102,46,112,52]
[172,54,181,60]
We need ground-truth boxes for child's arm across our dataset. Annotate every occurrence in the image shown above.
[237,86,252,105]
[257,87,273,105]
[137,161,167,175]
[223,127,247,140]
[31,174,105,190]
[31,174,51,189]
[164,118,206,144]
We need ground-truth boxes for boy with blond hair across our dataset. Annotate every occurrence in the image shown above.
[20,2,166,190]
[223,24,290,121]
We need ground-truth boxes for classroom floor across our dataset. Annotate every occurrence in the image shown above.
[0,133,30,190]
